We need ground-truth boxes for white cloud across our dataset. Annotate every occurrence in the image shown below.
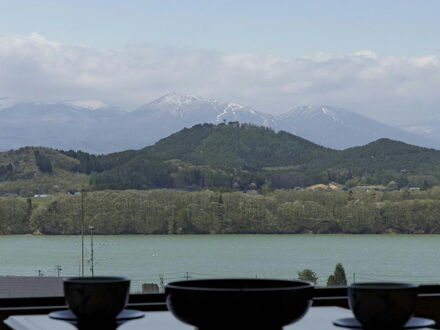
[1,33,440,123]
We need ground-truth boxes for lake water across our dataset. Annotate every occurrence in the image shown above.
[1,234,440,291]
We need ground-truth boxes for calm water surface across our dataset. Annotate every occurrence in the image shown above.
[1,235,439,291]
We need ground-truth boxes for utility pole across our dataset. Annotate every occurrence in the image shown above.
[81,187,85,277]
[37,270,43,277]
[55,265,62,277]
[159,274,164,292]
[89,226,95,277]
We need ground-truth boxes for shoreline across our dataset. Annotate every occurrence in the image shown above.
[2,232,440,236]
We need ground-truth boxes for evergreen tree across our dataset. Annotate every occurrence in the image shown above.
[327,263,347,286]
[327,274,337,286]
[0,163,13,180]
[34,150,53,174]
[26,198,33,218]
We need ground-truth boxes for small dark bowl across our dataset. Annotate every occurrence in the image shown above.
[348,282,418,329]
[166,278,313,329]
[63,276,130,323]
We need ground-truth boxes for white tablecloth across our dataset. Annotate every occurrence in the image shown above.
[4,306,427,330]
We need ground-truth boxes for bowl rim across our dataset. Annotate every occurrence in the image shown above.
[348,282,418,290]
[63,276,130,284]
[165,278,314,292]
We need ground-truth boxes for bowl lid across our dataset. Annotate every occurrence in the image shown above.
[349,282,418,290]
[64,276,130,283]
[166,278,313,292]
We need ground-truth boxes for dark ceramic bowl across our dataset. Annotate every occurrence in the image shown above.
[63,276,130,323]
[166,278,314,329]
[348,282,418,329]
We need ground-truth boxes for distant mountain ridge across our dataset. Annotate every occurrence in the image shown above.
[280,105,438,149]
[0,92,437,153]
[0,101,125,153]
[400,120,440,145]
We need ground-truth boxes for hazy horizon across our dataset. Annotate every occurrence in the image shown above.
[2,1,440,125]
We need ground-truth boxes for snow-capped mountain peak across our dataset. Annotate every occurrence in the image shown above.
[0,97,17,110]
[319,106,340,122]
[62,99,110,111]
[0,92,438,154]
[278,105,437,149]
[223,102,252,113]
[13,99,111,111]
[215,102,263,123]
[281,105,350,125]
[136,92,264,121]
[290,105,340,116]
[152,91,206,107]
[135,92,221,118]
[133,92,283,136]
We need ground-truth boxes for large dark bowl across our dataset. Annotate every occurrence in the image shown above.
[348,282,418,329]
[166,278,313,329]
[63,276,130,323]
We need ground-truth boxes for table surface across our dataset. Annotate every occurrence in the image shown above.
[3,307,433,330]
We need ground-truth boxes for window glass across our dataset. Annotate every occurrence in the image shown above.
[1,1,440,297]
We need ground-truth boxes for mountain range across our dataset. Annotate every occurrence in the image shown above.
[0,92,438,153]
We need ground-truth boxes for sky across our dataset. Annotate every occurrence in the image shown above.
[1,0,440,124]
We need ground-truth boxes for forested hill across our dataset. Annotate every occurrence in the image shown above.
[80,123,440,190]
[146,123,331,167]
[2,123,440,195]
[0,146,87,195]
[307,138,440,186]
[75,123,333,190]
[0,146,78,178]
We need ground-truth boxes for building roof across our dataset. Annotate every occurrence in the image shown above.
[0,276,64,298]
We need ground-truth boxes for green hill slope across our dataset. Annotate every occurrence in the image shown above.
[3,123,440,193]
[0,147,88,195]
[89,124,440,190]
[0,146,79,179]
[148,123,330,167]
[88,123,333,189]
[338,139,440,174]
[311,139,440,187]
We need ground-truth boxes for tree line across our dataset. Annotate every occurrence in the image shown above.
[2,188,440,235]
